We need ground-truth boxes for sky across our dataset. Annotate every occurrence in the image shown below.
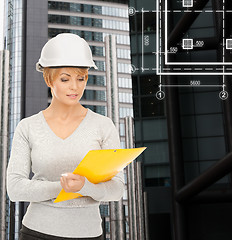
[0,0,4,50]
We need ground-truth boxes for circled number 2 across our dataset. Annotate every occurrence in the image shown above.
[219,91,228,100]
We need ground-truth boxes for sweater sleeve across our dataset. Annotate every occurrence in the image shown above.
[78,118,125,202]
[6,120,62,202]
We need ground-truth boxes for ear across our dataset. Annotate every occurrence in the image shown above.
[47,80,53,88]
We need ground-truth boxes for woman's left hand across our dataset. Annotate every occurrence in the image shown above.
[60,173,85,193]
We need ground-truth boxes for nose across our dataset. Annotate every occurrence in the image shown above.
[69,79,78,90]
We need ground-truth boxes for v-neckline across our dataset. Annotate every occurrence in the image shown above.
[39,108,90,142]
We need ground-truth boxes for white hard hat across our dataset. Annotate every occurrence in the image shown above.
[36,33,98,72]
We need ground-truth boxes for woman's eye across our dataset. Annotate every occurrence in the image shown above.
[61,79,68,82]
[78,78,84,81]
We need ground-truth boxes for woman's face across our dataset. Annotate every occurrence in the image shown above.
[50,67,87,105]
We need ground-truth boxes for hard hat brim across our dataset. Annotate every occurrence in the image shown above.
[36,62,98,72]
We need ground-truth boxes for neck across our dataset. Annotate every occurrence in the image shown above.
[44,99,86,120]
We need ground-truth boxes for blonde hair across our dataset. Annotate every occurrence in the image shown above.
[43,67,88,88]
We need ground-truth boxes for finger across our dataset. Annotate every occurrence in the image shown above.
[63,177,71,192]
[61,173,76,180]
[60,177,65,189]
[73,173,84,180]
[62,176,68,186]
[66,173,81,180]
[61,173,68,177]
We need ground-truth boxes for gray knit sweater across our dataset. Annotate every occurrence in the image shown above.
[6,108,125,238]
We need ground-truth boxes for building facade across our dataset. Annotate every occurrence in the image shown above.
[0,50,10,240]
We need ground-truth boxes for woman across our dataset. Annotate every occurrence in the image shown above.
[6,33,125,240]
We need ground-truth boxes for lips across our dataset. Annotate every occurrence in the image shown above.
[67,94,78,99]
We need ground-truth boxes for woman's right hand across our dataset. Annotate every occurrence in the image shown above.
[60,173,85,193]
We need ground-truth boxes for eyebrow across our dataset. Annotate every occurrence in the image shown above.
[60,73,71,77]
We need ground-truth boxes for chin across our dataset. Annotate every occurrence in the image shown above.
[66,101,80,105]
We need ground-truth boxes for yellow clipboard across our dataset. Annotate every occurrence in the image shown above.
[54,147,146,203]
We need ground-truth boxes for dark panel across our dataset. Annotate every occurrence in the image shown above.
[148,213,172,240]
[188,203,232,240]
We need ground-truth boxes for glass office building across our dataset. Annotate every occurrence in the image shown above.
[0,50,10,240]
[4,1,27,239]
[129,0,232,239]
[4,0,131,239]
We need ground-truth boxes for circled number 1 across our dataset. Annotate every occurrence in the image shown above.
[156,91,165,100]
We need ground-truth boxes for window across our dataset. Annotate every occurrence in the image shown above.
[119,92,133,103]
[84,4,92,13]
[90,46,104,56]
[83,105,106,115]
[120,123,125,136]
[145,165,170,187]
[48,29,103,43]
[82,90,106,101]
[93,19,102,28]
[88,75,106,86]
[118,78,132,88]
[119,107,133,118]
[118,63,131,73]
[84,18,92,27]
[93,5,102,14]
[84,31,92,41]
[117,49,130,59]
[95,61,105,71]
